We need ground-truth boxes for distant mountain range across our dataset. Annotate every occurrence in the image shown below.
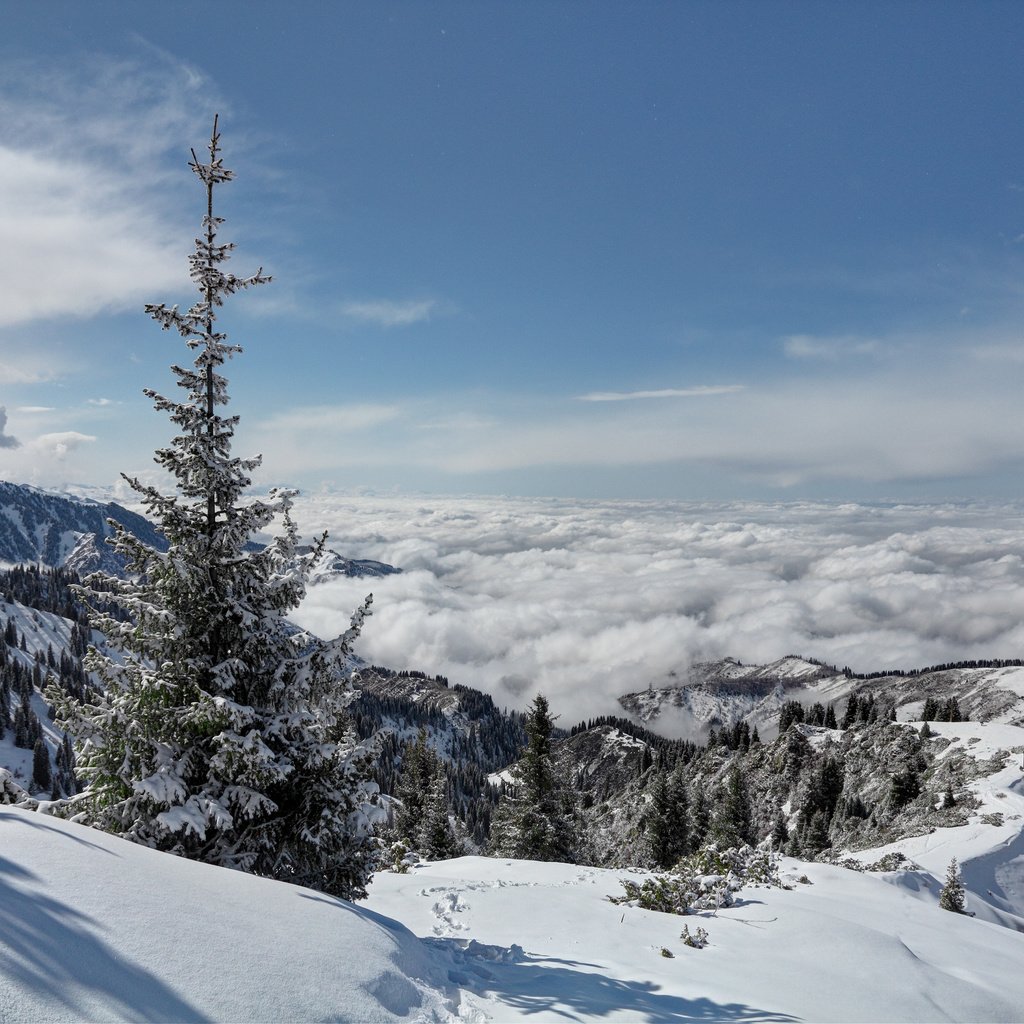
[618,654,1024,740]
[0,480,400,581]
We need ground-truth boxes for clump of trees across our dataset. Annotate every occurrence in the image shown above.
[51,119,381,900]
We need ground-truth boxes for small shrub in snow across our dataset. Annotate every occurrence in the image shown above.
[0,768,29,805]
[380,838,415,874]
[864,851,913,872]
[680,923,709,948]
[610,843,781,916]
[660,946,675,958]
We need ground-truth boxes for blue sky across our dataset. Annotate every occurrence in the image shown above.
[3,1,1024,500]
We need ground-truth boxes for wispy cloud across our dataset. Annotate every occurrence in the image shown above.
[0,356,65,385]
[87,398,115,407]
[577,385,746,402]
[245,340,1024,494]
[965,343,1024,364]
[260,404,401,435]
[16,406,54,414]
[0,52,224,329]
[340,299,437,328]
[783,334,881,359]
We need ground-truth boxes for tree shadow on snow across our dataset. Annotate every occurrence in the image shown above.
[0,808,120,854]
[426,936,799,1022]
[0,854,210,1022]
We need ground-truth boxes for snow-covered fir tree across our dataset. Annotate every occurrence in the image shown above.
[489,693,574,861]
[51,118,382,900]
[939,856,966,913]
[644,763,690,868]
[390,730,459,859]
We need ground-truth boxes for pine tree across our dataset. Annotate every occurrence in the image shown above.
[645,769,677,868]
[392,730,435,842]
[32,737,52,792]
[890,767,921,810]
[841,693,860,729]
[51,118,381,900]
[490,694,573,861]
[418,771,459,860]
[712,765,752,848]
[802,808,831,854]
[939,857,966,913]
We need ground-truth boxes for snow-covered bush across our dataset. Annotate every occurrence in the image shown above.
[610,842,781,915]
[0,767,30,805]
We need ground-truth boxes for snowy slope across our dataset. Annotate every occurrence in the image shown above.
[0,806,455,1023]
[5,777,1024,1022]
[0,595,77,786]
[366,854,1024,1023]
[844,720,1024,927]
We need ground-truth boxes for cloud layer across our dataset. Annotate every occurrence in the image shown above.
[288,495,1024,724]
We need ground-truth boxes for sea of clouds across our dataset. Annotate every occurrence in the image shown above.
[288,494,1024,724]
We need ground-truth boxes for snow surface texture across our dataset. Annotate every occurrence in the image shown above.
[0,807,454,1023]
[4,718,1024,1024]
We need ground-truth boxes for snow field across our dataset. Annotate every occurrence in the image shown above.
[366,853,1024,1023]
[0,807,455,1023]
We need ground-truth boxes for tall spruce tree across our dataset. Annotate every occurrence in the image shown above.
[490,693,573,862]
[51,119,381,899]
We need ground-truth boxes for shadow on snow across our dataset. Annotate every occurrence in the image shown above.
[0,814,209,1022]
[424,935,799,1023]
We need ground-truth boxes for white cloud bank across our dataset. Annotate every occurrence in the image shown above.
[288,494,1024,723]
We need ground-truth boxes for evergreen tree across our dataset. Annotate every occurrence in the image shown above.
[802,808,831,854]
[32,737,52,792]
[51,119,381,900]
[490,694,573,861]
[712,765,752,848]
[939,857,966,913]
[392,730,458,858]
[645,766,689,868]
[418,771,459,860]
[688,783,711,849]
[778,701,805,733]
[841,693,860,729]
[770,810,789,850]
[889,767,921,810]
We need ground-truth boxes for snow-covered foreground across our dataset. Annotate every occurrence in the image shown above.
[368,856,1024,1024]
[0,806,454,1023]
[4,787,1024,1024]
